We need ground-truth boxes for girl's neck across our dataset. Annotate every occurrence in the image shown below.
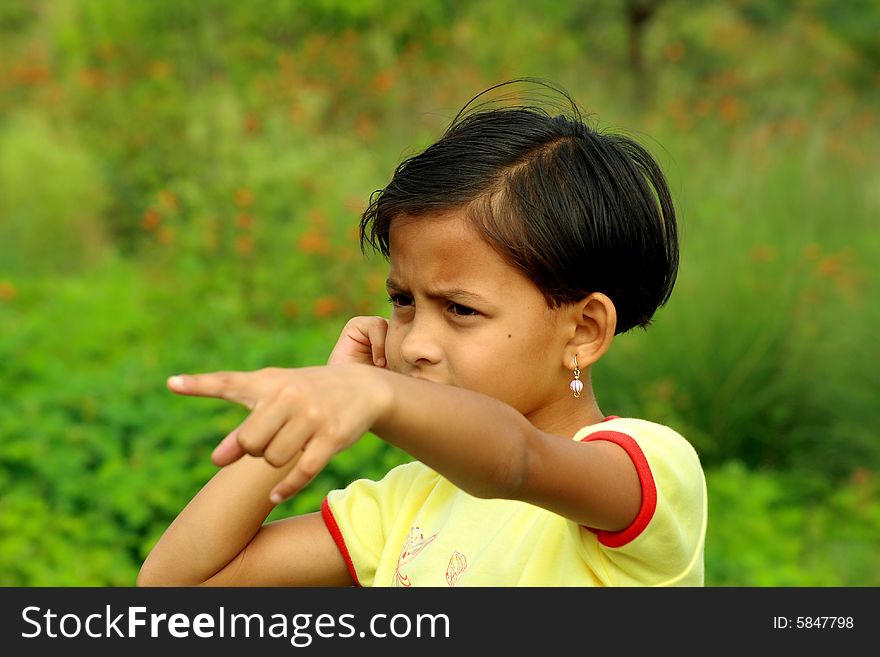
[527,379,607,439]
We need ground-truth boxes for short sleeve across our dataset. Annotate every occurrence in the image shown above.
[574,419,708,586]
[322,461,427,587]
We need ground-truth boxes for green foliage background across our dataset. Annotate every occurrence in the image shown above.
[1,0,877,586]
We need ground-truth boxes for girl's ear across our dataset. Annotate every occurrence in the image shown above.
[565,292,617,369]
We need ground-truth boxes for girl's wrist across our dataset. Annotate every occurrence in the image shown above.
[371,365,397,427]
[329,362,395,423]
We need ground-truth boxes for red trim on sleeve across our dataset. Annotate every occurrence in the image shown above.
[579,430,657,548]
[320,497,362,587]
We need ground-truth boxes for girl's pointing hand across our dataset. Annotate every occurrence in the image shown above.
[167,365,392,503]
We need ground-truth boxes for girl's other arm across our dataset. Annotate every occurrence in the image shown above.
[136,454,353,587]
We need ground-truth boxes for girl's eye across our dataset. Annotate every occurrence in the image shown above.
[388,294,413,307]
[449,303,478,317]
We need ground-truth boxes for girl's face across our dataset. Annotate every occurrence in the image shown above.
[384,209,575,428]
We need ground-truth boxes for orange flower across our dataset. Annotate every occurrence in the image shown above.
[0,280,17,302]
[97,43,118,61]
[77,67,108,90]
[236,212,255,230]
[355,114,377,140]
[344,197,365,214]
[748,245,777,263]
[653,380,675,401]
[297,231,331,254]
[308,207,328,228]
[713,69,741,90]
[234,187,254,208]
[365,271,385,293]
[313,296,341,318]
[149,60,171,80]
[157,226,176,246]
[243,113,262,135]
[277,52,295,77]
[803,243,821,261]
[288,103,306,124]
[302,34,329,63]
[665,97,691,132]
[371,70,395,94]
[851,467,872,486]
[664,42,685,64]
[299,176,317,194]
[718,96,742,125]
[202,230,217,252]
[235,235,254,255]
[781,117,807,139]
[816,249,859,300]
[694,98,712,118]
[11,63,50,85]
[141,208,161,231]
[818,255,842,277]
[341,28,358,47]
[158,189,178,212]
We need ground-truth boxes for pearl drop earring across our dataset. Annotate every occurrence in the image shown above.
[570,356,583,398]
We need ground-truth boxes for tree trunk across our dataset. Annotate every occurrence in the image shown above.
[625,0,661,104]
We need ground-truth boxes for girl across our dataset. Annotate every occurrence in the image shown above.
[138,79,707,587]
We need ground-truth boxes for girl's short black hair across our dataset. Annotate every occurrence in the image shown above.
[360,78,678,334]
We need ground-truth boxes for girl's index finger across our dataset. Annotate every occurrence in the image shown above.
[167,372,256,408]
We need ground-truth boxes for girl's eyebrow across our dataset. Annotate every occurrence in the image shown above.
[385,278,487,304]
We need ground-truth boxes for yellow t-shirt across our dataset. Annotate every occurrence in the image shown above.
[322,417,707,587]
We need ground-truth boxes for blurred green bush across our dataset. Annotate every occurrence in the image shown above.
[1,0,877,585]
[0,114,113,274]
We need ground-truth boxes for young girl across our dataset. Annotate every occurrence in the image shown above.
[138,79,707,587]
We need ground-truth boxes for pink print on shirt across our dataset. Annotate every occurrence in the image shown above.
[393,526,438,587]
[445,550,468,587]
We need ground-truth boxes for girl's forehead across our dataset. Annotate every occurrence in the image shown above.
[389,208,475,241]
[390,214,498,272]
[387,213,540,300]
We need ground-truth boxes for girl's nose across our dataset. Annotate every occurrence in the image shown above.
[399,312,443,367]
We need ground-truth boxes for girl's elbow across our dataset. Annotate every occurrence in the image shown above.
[477,423,532,500]
[136,563,174,587]
[136,558,201,587]
[135,564,162,587]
